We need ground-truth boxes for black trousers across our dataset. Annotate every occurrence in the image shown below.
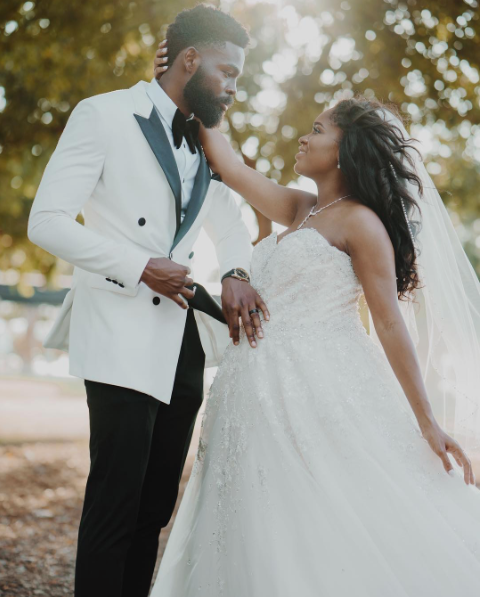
[74,309,205,597]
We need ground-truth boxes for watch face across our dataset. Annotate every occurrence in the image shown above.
[222,268,250,283]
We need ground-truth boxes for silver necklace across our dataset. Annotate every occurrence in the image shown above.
[296,194,351,230]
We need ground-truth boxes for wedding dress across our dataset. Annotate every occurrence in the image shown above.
[151,227,479,597]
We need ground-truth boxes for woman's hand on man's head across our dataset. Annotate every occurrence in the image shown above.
[154,40,169,79]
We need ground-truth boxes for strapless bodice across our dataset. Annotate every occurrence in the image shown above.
[251,228,363,332]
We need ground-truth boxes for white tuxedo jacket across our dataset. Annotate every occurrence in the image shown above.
[28,80,252,403]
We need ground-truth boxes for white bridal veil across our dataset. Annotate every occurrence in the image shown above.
[369,109,480,457]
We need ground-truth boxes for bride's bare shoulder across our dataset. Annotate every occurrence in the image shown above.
[344,203,393,252]
[345,202,384,230]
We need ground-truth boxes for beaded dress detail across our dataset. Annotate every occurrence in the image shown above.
[152,228,479,597]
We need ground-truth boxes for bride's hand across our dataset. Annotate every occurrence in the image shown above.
[198,127,240,179]
[154,40,169,79]
[420,421,475,485]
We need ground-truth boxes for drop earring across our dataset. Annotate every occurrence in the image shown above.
[337,159,341,169]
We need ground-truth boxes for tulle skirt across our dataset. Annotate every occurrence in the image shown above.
[151,320,479,596]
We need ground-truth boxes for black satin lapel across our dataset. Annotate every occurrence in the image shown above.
[171,145,211,250]
[134,108,182,231]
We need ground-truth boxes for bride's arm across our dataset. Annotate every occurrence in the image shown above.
[153,40,315,226]
[199,127,315,227]
[345,205,475,485]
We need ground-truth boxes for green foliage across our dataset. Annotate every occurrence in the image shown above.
[0,0,479,286]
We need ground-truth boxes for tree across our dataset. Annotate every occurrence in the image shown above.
[0,0,479,292]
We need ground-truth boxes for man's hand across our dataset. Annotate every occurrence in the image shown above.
[221,278,270,348]
[141,257,195,309]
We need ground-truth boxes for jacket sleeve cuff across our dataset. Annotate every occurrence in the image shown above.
[118,246,151,289]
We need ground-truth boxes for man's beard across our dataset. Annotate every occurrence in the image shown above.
[183,66,232,128]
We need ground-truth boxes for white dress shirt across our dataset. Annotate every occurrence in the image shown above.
[146,78,201,222]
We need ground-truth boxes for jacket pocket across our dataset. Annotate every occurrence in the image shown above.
[44,288,75,351]
[87,272,139,297]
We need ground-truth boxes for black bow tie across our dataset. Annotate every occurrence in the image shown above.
[172,109,200,155]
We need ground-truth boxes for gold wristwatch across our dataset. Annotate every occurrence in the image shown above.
[221,268,250,283]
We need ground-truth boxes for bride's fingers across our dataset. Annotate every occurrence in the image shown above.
[154,67,168,79]
[154,64,168,78]
[448,443,474,485]
[154,56,168,67]
[453,454,463,469]
[438,449,454,476]
[154,40,169,78]
[453,453,470,484]
[462,454,474,485]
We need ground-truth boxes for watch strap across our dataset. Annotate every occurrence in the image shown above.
[221,268,250,283]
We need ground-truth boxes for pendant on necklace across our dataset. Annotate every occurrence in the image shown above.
[296,194,351,230]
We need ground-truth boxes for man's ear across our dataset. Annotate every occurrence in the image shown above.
[183,47,201,75]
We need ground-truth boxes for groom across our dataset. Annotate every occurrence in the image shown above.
[28,5,267,596]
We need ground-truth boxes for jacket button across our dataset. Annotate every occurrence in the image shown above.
[189,251,194,259]
[112,280,118,285]
[106,278,112,282]
[119,283,125,288]
[138,217,146,226]
[152,297,161,306]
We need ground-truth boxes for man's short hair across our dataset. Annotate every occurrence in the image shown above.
[166,4,250,66]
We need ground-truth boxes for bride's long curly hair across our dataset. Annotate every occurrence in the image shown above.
[331,97,423,299]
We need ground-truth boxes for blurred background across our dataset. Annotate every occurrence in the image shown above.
[0,0,479,595]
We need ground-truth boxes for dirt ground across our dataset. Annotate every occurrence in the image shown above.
[0,375,201,597]
[0,440,190,597]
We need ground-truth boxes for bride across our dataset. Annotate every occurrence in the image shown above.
[151,55,479,596]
